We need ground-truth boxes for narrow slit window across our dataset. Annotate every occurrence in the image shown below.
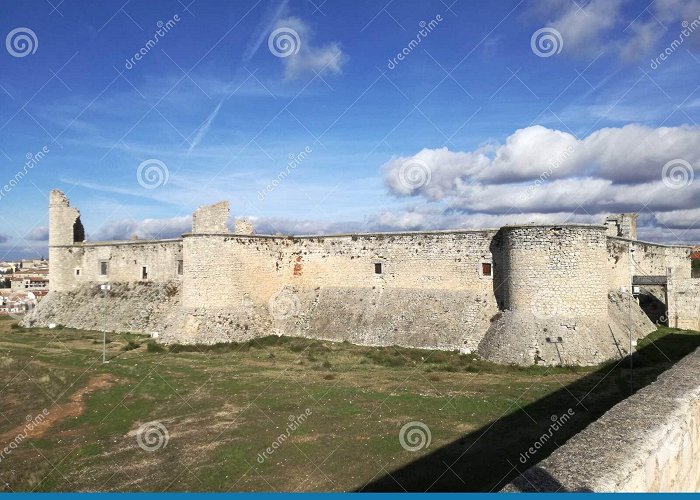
[177,260,183,275]
[99,261,108,276]
[374,262,383,275]
[75,269,80,277]
[142,266,148,280]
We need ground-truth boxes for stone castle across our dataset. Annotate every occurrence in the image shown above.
[23,189,700,366]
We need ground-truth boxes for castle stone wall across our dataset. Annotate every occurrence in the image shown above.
[183,231,498,308]
[49,240,183,292]
[179,230,500,350]
[669,278,700,331]
[31,190,699,365]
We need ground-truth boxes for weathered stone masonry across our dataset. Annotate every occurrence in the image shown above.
[24,190,700,366]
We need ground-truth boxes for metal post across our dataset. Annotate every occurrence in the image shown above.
[103,331,107,364]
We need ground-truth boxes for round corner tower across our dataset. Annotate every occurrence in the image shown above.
[479,224,612,366]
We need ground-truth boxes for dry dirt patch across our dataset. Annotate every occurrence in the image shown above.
[0,373,118,442]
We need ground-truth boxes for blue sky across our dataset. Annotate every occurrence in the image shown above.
[1,0,699,259]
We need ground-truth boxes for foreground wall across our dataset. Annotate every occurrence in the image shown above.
[505,346,700,492]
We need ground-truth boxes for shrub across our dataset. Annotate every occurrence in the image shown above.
[122,340,140,351]
[146,341,165,353]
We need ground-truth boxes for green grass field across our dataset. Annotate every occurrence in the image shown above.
[0,315,698,492]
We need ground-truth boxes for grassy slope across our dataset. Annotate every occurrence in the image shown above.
[0,316,697,492]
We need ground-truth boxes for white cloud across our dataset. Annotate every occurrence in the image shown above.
[273,17,346,80]
[383,124,700,195]
[27,226,49,241]
[92,216,192,241]
[547,0,623,55]
[381,123,700,245]
[532,0,700,60]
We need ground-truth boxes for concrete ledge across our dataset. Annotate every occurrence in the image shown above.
[504,346,700,492]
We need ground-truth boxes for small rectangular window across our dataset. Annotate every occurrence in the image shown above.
[482,262,492,277]
[99,261,108,276]
[374,262,383,275]
[141,266,148,280]
[75,269,80,276]
[177,260,183,275]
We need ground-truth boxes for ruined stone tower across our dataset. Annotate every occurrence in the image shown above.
[48,190,84,291]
